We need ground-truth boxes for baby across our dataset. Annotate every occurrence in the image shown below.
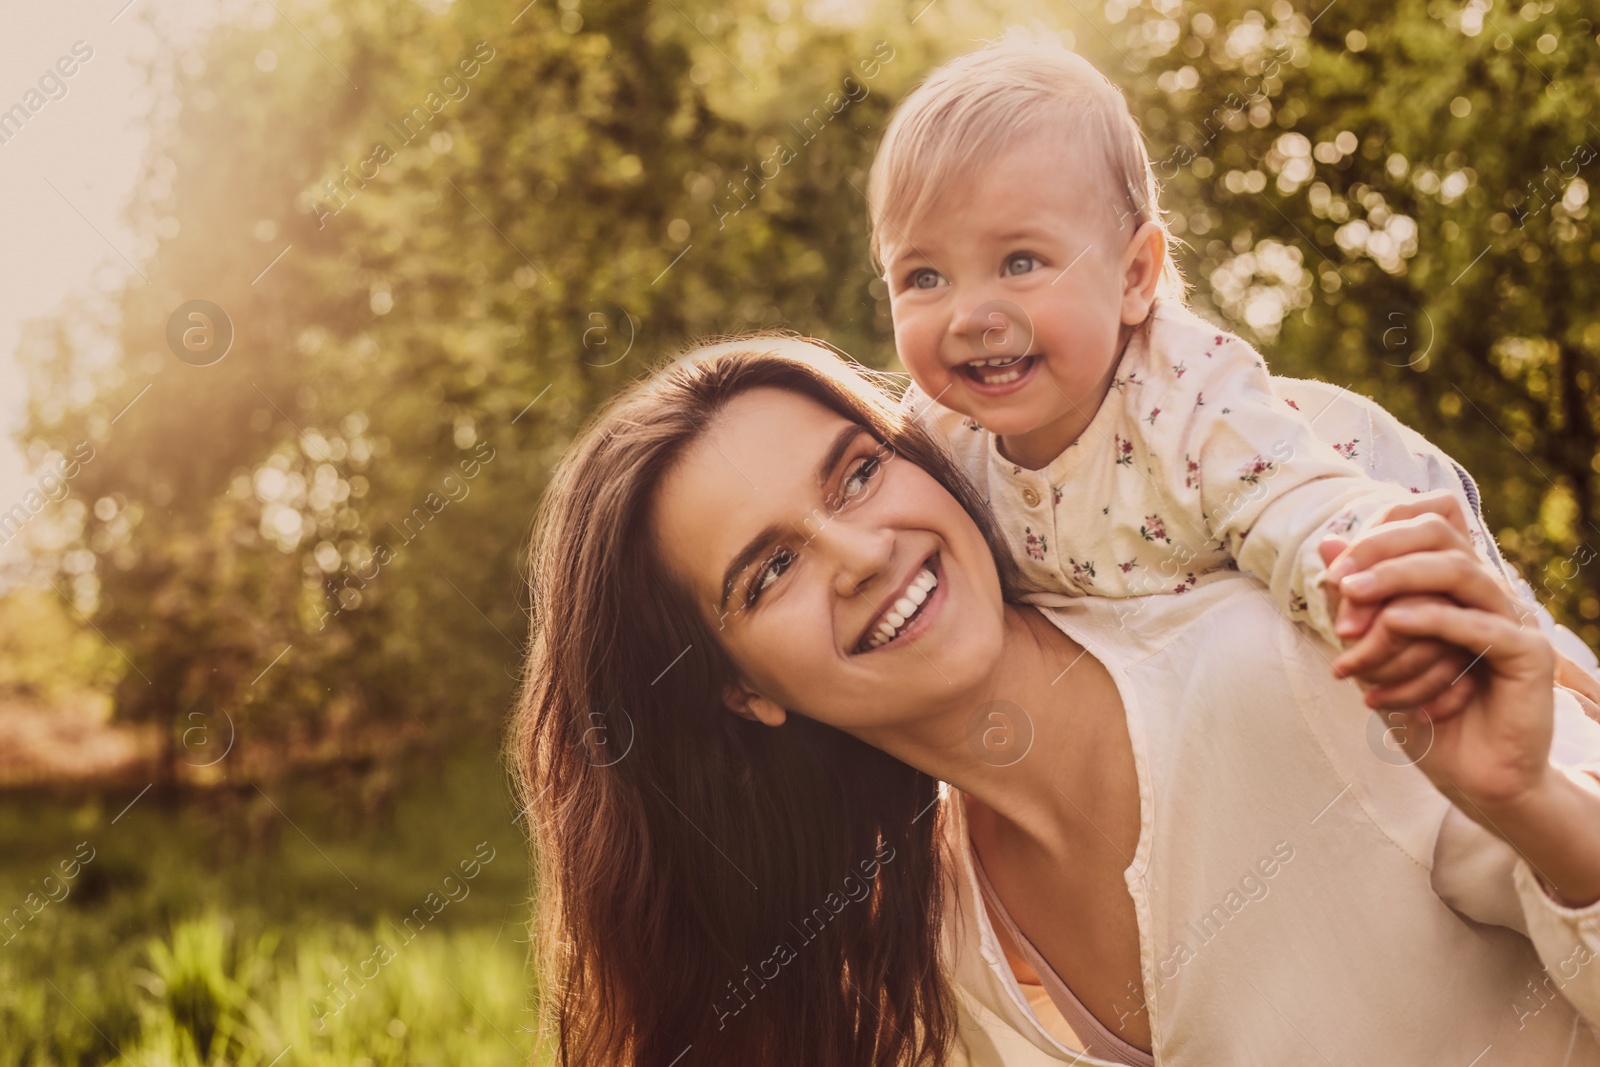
[868,38,1599,679]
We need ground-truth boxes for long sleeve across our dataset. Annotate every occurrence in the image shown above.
[1138,314,1415,644]
[1432,689,1600,1029]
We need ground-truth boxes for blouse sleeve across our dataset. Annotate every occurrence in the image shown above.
[1152,332,1414,645]
[1432,688,1600,1028]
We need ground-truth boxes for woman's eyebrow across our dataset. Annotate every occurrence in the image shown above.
[717,424,868,612]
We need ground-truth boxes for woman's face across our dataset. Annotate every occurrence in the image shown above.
[653,387,1006,735]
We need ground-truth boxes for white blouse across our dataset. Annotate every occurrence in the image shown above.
[941,577,1600,1066]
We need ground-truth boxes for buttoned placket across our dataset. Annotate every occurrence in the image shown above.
[1004,462,1065,585]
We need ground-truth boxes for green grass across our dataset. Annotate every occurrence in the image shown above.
[0,744,543,1065]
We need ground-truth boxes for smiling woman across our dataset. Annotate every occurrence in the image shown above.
[511,335,1019,1067]
[512,335,1600,1067]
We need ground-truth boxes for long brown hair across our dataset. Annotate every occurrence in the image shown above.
[510,336,1019,1067]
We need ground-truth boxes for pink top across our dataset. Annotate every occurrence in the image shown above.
[970,846,1155,1067]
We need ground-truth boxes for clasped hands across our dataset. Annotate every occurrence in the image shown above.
[1319,493,1600,907]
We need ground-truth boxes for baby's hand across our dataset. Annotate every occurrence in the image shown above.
[1322,492,1473,641]
[1317,494,1495,721]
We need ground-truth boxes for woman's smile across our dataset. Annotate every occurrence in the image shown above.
[856,551,944,653]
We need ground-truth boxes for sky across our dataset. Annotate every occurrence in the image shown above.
[0,0,229,564]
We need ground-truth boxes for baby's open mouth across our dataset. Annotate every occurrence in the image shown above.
[962,354,1038,386]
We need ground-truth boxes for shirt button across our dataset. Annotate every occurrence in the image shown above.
[1021,486,1041,508]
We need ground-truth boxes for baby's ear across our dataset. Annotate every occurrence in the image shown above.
[1119,221,1167,325]
[722,681,788,728]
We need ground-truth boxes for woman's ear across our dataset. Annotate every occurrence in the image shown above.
[723,681,787,728]
[1119,221,1167,326]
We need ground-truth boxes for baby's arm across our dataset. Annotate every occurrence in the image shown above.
[1325,503,1600,722]
[1158,337,1416,644]
[1286,377,1600,687]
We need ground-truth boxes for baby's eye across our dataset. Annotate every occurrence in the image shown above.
[907,268,946,290]
[1003,253,1043,277]
[749,547,796,605]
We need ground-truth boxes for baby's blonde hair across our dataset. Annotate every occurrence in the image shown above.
[868,35,1185,302]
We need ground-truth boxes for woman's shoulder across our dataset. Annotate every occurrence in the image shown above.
[1027,572,1285,670]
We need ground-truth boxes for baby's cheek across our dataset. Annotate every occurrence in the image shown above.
[896,332,949,389]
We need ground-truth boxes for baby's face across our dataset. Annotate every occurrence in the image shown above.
[884,130,1139,467]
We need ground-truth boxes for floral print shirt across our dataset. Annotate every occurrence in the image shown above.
[907,301,1471,646]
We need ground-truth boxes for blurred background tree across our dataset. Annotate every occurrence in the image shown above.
[7,0,1600,1058]
[21,0,1599,777]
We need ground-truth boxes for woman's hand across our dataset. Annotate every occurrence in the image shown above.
[1318,496,1499,720]
[1328,523,1600,907]
[1341,584,1553,811]
[1323,492,1476,641]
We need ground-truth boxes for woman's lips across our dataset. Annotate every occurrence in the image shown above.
[854,553,945,654]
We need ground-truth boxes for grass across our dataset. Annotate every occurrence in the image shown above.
[0,743,542,1065]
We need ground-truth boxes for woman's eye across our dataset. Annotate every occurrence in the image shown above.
[750,547,796,605]
[907,268,945,290]
[1004,253,1042,277]
[841,455,880,500]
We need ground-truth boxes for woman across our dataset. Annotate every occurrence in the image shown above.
[510,336,1600,1067]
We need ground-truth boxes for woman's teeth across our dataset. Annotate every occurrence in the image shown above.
[865,567,938,650]
[964,355,1033,385]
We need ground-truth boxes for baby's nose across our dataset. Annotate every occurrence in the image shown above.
[956,299,1035,360]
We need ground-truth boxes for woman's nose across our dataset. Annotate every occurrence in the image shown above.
[816,518,894,600]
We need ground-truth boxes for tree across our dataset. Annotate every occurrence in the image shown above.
[18,0,1600,776]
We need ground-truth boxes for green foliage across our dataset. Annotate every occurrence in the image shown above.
[0,589,121,705]
[15,0,1600,756]
[144,918,243,1060]
[0,746,533,1064]
[0,916,532,1067]
[1105,0,1600,639]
